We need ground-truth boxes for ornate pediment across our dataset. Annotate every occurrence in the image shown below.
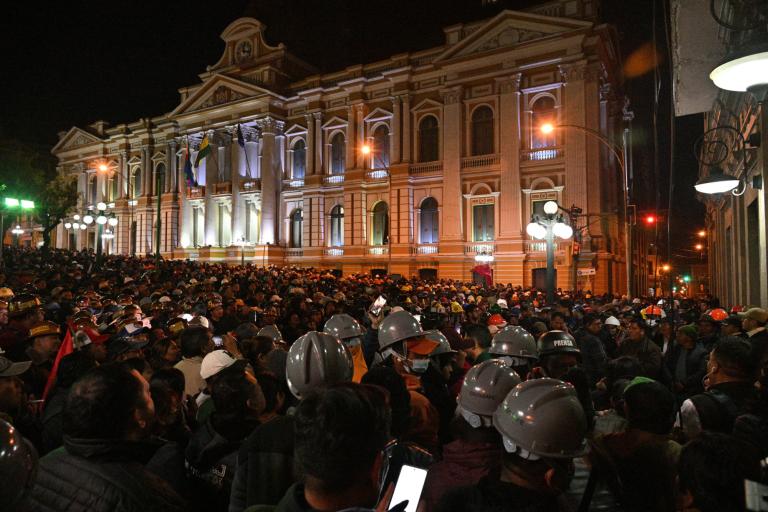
[434,9,592,63]
[52,127,103,154]
[172,74,281,116]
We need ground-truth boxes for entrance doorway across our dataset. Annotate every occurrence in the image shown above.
[418,268,437,281]
[532,268,556,290]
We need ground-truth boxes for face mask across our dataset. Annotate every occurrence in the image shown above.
[409,358,430,374]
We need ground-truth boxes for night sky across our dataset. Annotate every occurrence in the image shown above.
[0,0,705,264]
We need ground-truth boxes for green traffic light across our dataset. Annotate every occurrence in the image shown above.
[683,275,691,282]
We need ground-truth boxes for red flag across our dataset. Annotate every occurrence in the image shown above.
[42,328,73,402]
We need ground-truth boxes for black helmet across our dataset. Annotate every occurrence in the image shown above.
[537,330,581,360]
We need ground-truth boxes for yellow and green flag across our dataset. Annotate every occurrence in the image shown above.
[194,135,211,168]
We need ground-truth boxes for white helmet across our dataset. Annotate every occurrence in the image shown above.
[459,360,521,428]
[604,316,621,327]
[323,314,364,341]
[285,331,353,399]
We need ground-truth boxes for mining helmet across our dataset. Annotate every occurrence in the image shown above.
[424,330,456,357]
[0,288,14,301]
[493,378,588,460]
[489,326,538,360]
[537,330,581,360]
[285,331,353,399]
[323,313,364,341]
[8,294,41,318]
[378,310,424,351]
[458,359,521,428]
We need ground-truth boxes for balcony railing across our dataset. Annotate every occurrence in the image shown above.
[369,245,388,255]
[521,147,564,161]
[241,179,261,191]
[213,182,231,195]
[325,248,344,256]
[187,186,206,199]
[464,242,496,255]
[461,153,500,169]
[366,169,389,181]
[413,244,438,255]
[283,179,304,188]
[286,248,304,257]
[525,240,568,253]
[323,174,345,185]
[409,161,443,176]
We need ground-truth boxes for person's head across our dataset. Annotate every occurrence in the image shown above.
[294,384,390,509]
[458,359,520,429]
[720,315,743,336]
[550,311,567,331]
[208,302,224,321]
[63,364,155,441]
[0,375,25,418]
[211,366,265,421]
[697,316,718,337]
[286,331,353,398]
[361,366,411,440]
[583,313,601,335]
[658,318,674,337]
[150,368,185,431]
[623,378,675,434]
[179,326,213,358]
[537,331,581,379]
[28,321,61,361]
[150,337,181,366]
[705,337,755,388]
[742,307,768,333]
[465,304,481,323]
[676,324,698,350]
[255,372,287,419]
[626,318,647,342]
[678,432,761,512]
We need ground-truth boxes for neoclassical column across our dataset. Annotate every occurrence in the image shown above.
[166,140,177,194]
[402,95,411,162]
[441,86,463,241]
[391,96,401,163]
[203,130,217,246]
[497,73,523,239]
[355,104,365,169]
[230,126,245,244]
[346,106,356,170]
[141,146,150,197]
[305,114,315,176]
[313,112,323,176]
[259,117,283,244]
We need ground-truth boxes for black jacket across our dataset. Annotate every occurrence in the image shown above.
[688,381,757,434]
[229,415,296,512]
[664,342,708,399]
[27,437,186,512]
[574,329,607,386]
[185,415,260,512]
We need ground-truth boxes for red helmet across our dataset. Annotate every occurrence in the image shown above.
[705,308,728,322]
[730,305,744,314]
[488,314,506,326]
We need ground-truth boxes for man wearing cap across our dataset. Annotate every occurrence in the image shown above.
[616,318,662,380]
[0,349,32,428]
[0,294,42,359]
[19,321,61,398]
[574,313,608,387]
[742,307,768,369]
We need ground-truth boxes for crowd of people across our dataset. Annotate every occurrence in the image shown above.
[1,247,767,512]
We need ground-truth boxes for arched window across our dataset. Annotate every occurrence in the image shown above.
[330,205,344,247]
[154,163,166,196]
[88,175,97,204]
[290,209,303,248]
[330,133,345,175]
[108,173,118,202]
[531,96,556,149]
[373,125,390,169]
[420,197,439,244]
[372,202,388,245]
[471,106,494,156]
[292,139,306,179]
[131,167,142,198]
[418,116,439,162]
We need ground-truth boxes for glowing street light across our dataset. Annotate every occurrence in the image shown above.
[526,200,574,303]
[698,230,706,238]
[540,123,555,135]
[662,264,670,272]
[695,243,704,251]
[360,144,371,155]
[98,163,109,172]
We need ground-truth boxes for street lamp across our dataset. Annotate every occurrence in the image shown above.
[526,200,573,303]
[539,123,632,297]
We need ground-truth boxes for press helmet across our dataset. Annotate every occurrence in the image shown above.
[323,313,364,341]
[378,310,423,351]
[489,326,538,360]
[285,331,353,399]
[258,325,283,343]
[493,378,588,459]
[458,359,521,428]
[537,330,581,360]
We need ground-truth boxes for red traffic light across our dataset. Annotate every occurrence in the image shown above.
[644,215,657,225]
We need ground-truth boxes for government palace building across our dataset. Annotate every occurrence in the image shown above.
[52,0,630,293]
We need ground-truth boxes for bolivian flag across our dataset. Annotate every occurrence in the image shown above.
[194,135,211,168]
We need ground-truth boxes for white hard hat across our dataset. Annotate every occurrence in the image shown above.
[605,316,621,326]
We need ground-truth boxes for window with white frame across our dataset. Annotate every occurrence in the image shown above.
[330,205,344,247]
[292,139,306,179]
[330,133,345,175]
[372,125,390,169]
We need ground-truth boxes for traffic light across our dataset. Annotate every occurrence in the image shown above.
[683,275,691,283]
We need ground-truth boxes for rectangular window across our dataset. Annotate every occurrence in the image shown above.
[473,204,495,241]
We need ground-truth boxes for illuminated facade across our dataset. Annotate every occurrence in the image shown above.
[52,0,629,292]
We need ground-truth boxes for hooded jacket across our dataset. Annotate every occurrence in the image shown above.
[27,437,186,512]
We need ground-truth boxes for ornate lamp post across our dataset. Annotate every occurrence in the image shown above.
[526,200,573,304]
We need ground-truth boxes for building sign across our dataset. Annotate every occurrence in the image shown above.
[577,268,596,276]
[470,196,495,206]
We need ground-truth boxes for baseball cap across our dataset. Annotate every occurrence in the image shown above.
[0,351,31,377]
[200,349,246,380]
[744,308,768,325]
[107,337,149,360]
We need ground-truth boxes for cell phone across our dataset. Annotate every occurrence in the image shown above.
[389,465,428,512]
[212,336,223,347]
[370,295,387,316]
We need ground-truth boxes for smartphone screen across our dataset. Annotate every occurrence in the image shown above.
[212,336,223,347]
[370,295,387,316]
[389,465,427,512]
